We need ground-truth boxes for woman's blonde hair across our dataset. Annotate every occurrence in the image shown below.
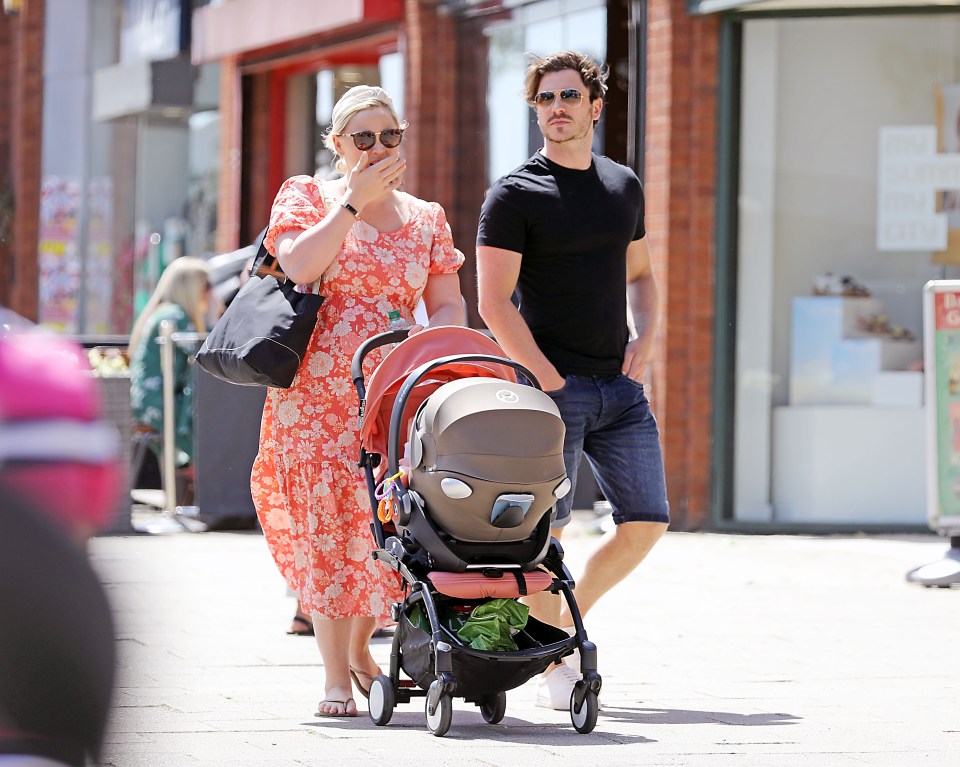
[129,256,210,352]
[322,85,405,175]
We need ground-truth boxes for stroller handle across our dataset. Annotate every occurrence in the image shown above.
[350,328,411,397]
[387,353,540,475]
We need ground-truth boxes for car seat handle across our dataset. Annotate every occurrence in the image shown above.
[387,353,540,475]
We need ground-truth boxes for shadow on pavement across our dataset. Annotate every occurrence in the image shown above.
[299,704,800,743]
[599,706,802,727]
[302,710,658,742]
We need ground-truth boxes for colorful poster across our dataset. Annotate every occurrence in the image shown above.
[37,176,119,334]
[37,177,81,332]
[929,287,960,531]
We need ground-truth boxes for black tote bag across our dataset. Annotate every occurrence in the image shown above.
[196,232,324,388]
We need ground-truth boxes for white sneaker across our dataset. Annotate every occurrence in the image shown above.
[562,627,580,672]
[535,662,581,710]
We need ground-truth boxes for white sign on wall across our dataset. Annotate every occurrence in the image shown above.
[121,0,185,64]
[877,126,960,251]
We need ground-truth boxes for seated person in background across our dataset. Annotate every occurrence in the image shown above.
[128,257,213,504]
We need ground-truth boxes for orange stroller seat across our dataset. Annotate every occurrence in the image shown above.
[426,569,554,600]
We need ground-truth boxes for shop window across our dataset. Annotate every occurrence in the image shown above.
[185,109,221,259]
[484,0,606,187]
[309,54,404,180]
[732,15,960,527]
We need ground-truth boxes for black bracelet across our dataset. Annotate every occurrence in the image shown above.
[341,201,360,219]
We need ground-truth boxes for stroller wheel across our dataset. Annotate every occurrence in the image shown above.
[478,691,506,724]
[425,680,453,737]
[368,674,395,726]
[570,682,599,734]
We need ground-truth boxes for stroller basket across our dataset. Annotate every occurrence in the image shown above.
[397,608,571,697]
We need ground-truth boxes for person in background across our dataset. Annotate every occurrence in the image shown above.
[288,597,314,636]
[128,257,213,505]
[476,51,670,710]
[0,313,119,767]
[251,84,464,717]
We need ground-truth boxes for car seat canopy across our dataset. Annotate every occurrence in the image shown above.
[358,326,518,461]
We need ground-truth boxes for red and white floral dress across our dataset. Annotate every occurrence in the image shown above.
[251,176,464,620]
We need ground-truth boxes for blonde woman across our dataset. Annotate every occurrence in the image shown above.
[129,256,212,489]
[251,85,464,717]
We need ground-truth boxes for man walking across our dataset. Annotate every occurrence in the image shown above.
[476,50,670,709]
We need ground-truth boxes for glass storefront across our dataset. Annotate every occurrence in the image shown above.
[731,13,960,527]
[39,0,221,336]
[310,53,404,179]
[282,53,404,184]
[484,0,607,186]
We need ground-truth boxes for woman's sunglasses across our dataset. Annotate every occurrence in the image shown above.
[337,128,405,151]
[532,88,584,108]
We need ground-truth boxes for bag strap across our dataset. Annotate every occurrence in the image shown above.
[249,227,286,280]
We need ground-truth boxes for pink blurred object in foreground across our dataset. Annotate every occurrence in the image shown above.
[0,319,122,537]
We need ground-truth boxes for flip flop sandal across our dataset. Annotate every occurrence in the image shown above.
[349,667,379,699]
[287,614,314,636]
[315,697,357,717]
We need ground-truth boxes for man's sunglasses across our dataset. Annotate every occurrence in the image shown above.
[337,128,405,151]
[532,88,584,108]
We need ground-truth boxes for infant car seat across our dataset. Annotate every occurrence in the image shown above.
[406,378,569,544]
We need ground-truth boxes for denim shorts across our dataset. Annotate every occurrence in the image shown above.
[546,374,670,528]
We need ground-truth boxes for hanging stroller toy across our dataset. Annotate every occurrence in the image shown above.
[351,325,601,736]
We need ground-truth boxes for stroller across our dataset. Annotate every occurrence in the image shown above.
[351,325,601,736]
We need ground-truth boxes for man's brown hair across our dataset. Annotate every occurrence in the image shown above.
[523,50,609,105]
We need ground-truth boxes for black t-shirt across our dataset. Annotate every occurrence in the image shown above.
[477,152,645,377]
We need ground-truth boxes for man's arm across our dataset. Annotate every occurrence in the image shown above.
[622,237,660,382]
[476,245,566,392]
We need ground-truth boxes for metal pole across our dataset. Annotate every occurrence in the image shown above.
[159,319,177,512]
[626,0,647,180]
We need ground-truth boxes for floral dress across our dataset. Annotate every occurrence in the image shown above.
[251,176,464,621]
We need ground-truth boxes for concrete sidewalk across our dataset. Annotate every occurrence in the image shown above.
[89,517,959,766]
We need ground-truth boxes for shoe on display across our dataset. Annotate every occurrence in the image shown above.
[812,272,871,298]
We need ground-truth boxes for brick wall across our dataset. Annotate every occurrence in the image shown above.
[216,56,242,254]
[645,1,719,530]
[452,15,492,327]
[0,1,45,321]
[404,1,457,211]
[406,0,489,321]
[0,13,11,302]
[406,2,491,327]
[242,70,279,245]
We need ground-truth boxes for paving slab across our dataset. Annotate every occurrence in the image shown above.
[88,517,960,766]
